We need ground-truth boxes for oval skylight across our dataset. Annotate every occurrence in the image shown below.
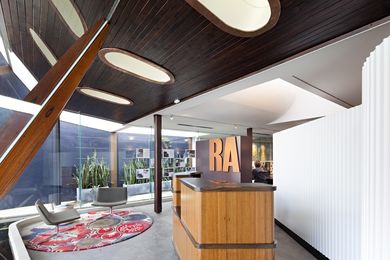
[50,0,87,38]
[79,87,133,106]
[186,0,280,37]
[99,48,175,85]
[29,28,57,66]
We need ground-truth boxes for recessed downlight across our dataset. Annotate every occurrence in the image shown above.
[78,87,133,106]
[50,0,87,38]
[29,28,57,66]
[99,48,175,85]
[186,0,280,37]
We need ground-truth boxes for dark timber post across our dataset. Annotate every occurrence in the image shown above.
[241,127,254,183]
[154,114,162,213]
[247,128,253,139]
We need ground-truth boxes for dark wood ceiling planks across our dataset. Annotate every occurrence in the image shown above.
[0,0,113,78]
[1,0,390,124]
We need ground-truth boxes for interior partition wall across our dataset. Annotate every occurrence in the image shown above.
[274,106,362,260]
[274,36,390,260]
[361,36,390,260]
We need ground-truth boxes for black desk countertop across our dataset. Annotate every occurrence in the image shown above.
[173,172,202,178]
[180,178,276,192]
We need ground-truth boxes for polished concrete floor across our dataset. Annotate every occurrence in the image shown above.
[120,202,316,260]
[29,201,316,260]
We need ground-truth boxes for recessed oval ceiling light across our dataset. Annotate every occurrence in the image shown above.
[185,0,280,37]
[29,28,57,66]
[78,87,133,106]
[99,48,175,85]
[50,0,87,38]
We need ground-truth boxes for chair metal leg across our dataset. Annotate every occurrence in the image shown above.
[110,207,113,215]
[56,225,59,234]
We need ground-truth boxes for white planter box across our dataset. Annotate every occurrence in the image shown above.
[123,180,171,196]
[150,180,172,191]
[123,183,150,196]
[162,180,172,191]
[76,188,96,202]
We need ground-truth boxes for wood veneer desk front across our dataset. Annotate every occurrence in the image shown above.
[172,172,202,208]
[172,177,277,260]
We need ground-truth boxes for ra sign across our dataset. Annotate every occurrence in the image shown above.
[209,137,240,173]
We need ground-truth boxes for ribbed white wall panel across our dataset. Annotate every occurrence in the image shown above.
[274,106,362,260]
[361,37,390,260]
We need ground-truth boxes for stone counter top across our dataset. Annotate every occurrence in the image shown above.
[180,177,276,192]
[173,172,202,178]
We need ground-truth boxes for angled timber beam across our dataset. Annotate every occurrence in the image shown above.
[0,20,107,158]
[0,18,107,157]
[0,19,109,198]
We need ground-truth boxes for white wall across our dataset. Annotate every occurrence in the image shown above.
[274,106,362,260]
[361,37,390,259]
[274,36,390,260]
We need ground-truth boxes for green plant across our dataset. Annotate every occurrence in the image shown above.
[123,160,136,185]
[74,151,111,189]
[174,167,185,173]
[123,158,149,185]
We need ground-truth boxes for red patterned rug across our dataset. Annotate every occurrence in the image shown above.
[22,210,153,252]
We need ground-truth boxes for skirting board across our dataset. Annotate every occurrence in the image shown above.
[275,219,329,260]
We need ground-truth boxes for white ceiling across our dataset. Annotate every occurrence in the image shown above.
[121,19,390,137]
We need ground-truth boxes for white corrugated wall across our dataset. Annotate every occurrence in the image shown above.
[274,36,390,260]
[361,37,390,260]
[274,106,362,260]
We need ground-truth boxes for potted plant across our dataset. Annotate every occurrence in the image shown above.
[74,151,111,202]
[123,159,150,195]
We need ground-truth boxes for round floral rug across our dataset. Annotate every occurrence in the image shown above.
[22,210,153,252]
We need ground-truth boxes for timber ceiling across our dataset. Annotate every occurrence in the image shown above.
[1,0,389,123]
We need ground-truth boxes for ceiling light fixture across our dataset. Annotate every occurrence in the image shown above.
[185,0,280,37]
[78,87,133,105]
[177,123,213,130]
[170,115,174,120]
[99,48,175,85]
[29,28,58,66]
[119,126,209,138]
[50,0,87,38]
[174,98,180,104]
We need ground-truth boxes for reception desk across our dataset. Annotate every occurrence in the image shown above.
[172,172,202,208]
[172,177,277,260]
